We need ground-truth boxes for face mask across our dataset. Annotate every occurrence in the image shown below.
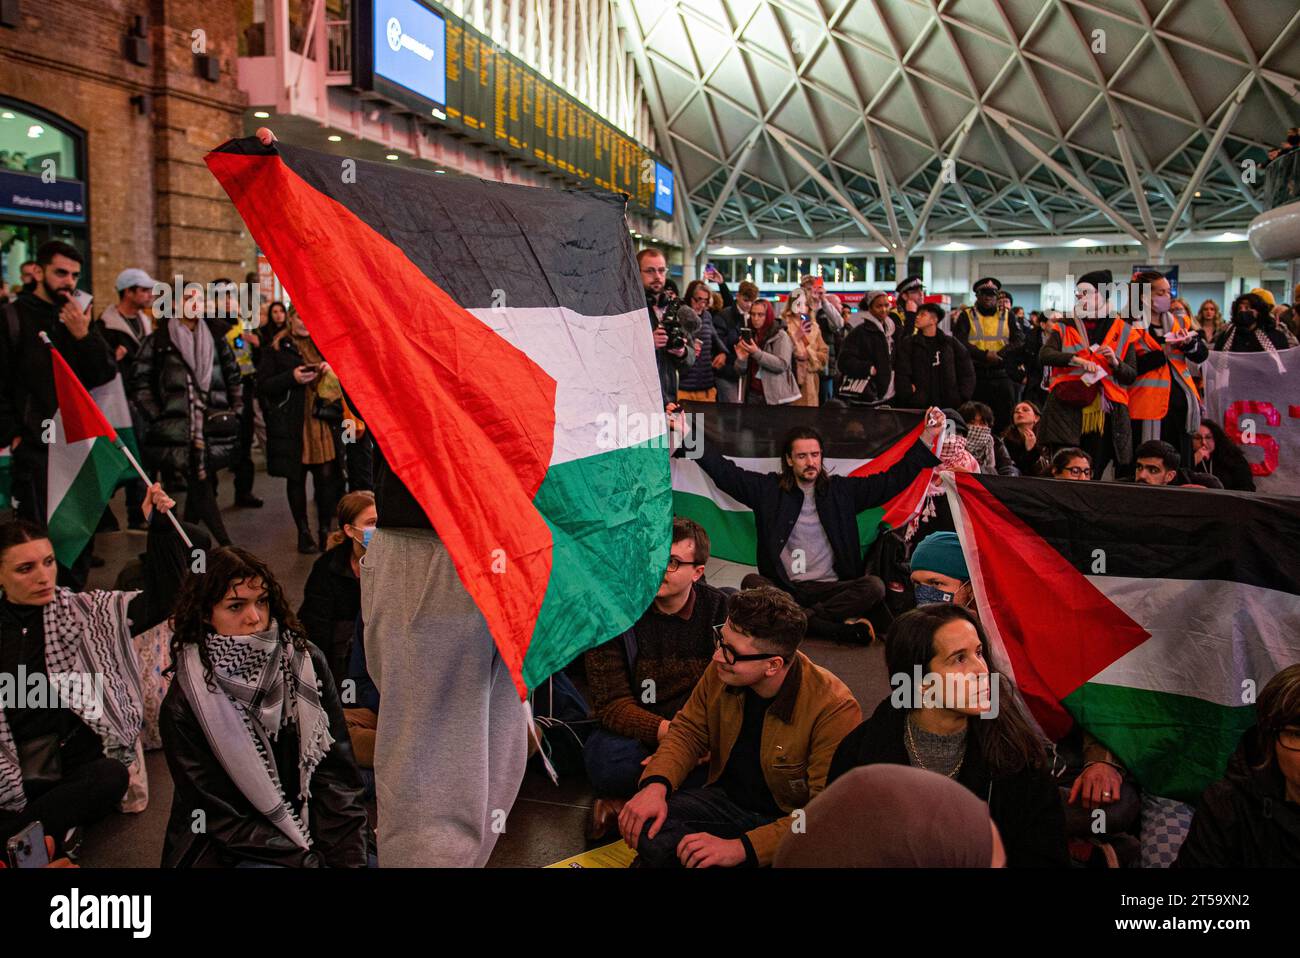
[1235,310,1257,327]
[914,584,954,605]
[1151,294,1172,314]
[355,526,375,548]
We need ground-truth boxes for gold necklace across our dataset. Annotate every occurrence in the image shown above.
[905,714,964,779]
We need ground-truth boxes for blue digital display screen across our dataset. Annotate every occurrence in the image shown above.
[654,162,674,218]
[373,0,447,106]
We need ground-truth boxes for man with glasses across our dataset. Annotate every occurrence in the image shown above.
[638,247,692,403]
[618,587,860,867]
[581,518,726,841]
[0,241,117,586]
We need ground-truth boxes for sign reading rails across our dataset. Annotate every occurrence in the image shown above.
[1202,347,1300,496]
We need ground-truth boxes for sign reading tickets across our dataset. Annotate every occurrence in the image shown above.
[1201,348,1300,496]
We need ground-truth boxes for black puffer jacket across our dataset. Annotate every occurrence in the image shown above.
[128,319,241,476]
[893,330,975,410]
[1174,727,1300,867]
[838,319,893,401]
[828,697,1069,868]
[159,640,373,868]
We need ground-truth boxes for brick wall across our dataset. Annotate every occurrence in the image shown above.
[0,0,251,306]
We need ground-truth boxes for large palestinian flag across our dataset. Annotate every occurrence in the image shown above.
[206,137,670,696]
[672,402,935,569]
[946,472,1300,801]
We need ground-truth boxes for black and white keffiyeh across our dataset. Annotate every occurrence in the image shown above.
[174,620,332,850]
[0,588,143,811]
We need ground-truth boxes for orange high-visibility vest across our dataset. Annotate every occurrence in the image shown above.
[1047,319,1140,405]
[1127,314,1200,421]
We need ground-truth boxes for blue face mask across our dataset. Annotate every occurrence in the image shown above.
[914,583,955,606]
[358,526,375,549]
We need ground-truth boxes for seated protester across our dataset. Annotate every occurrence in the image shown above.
[1050,446,1093,481]
[582,518,725,838]
[1192,420,1255,492]
[682,411,943,643]
[298,490,376,688]
[958,401,1019,476]
[906,535,1138,861]
[774,764,1005,867]
[836,291,895,404]
[893,303,976,411]
[1133,439,1221,488]
[618,587,860,867]
[1175,663,1300,867]
[159,547,373,867]
[1003,400,1048,476]
[828,605,1069,867]
[1214,292,1291,353]
[0,484,186,856]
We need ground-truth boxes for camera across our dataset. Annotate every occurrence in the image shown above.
[660,312,687,353]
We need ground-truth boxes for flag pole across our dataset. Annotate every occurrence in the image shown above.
[37,331,194,551]
[115,441,194,551]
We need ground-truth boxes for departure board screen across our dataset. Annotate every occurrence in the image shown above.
[353,0,672,218]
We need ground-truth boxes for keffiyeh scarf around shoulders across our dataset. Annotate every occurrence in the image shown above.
[0,588,143,811]
[175,620,333,850]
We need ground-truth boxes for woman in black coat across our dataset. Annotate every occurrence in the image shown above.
[1213,293,1291,352]
[1175,664,1300,867]
[1191,420,1255,491]
[837,291,894,403]
[828,605,1068,867]
[258,312,344,554]
[129,315,241,547]
[159,546,372,868]
[892,304,976,411]
[298,491,375,688]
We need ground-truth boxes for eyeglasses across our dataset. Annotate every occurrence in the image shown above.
[712,623,780,665]
[665,556,701,573]
[1277,726,1300,751]
[640,266,667,275]
[1059,466,1092,477]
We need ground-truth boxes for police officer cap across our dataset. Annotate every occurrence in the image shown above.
[973,277,1002,293]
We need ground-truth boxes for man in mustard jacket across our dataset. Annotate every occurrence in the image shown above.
[618,587,860,867]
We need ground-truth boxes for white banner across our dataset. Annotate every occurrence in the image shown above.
[1201,347,1300,496]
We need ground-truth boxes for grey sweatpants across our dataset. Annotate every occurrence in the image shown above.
[360,527,528,867]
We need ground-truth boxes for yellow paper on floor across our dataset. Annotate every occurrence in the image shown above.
[545,840,637,868]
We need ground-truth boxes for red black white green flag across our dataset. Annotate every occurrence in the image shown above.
[206,137,670,697]
[946,472,1300,801]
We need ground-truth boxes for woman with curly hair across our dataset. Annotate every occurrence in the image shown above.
[159,546,373,867]
[1192,419,1256,492]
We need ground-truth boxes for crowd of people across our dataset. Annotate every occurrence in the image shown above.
[0,237,1296,870]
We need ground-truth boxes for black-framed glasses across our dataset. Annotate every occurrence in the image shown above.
[665,556,702,573]
[712,623,780,665]
[1061,465,1092,477]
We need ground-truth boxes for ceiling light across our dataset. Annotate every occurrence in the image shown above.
[1194,191,1202,198]
[1212,231,1245,242]
[434,169,445,174]
[941,242,972,252]
[327,135,342,142]
[431,108,447,120]
[386,154,399,161]
[253,111,270,118]
[1068,237,1098,248]
[826,245,851,254]
[1,112,14,120]
[1005,240,1033,249]
[713,246,740,255]
[27,125,44,138]
[769,245,795,254]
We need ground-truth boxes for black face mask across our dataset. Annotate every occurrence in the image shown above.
[1234,310,1258,327]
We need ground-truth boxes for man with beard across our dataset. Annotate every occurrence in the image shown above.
[639,248,692,403]
[0,241,117,586]
[952,277,1024,432]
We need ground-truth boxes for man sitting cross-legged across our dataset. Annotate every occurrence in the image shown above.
[618,587,861,867]
[581,518,726,841]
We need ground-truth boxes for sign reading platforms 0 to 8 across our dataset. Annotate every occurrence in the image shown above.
[352,0,673,219]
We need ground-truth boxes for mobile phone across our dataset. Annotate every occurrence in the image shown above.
[740,328,755,343]
[6,821,49,868]
[72,289,93,313]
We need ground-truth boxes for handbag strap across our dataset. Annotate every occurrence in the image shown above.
[158,319,216,407]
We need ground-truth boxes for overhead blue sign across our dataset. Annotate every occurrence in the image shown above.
[654,161,674,218]
[0,169,86,223]
[373,0,447,106]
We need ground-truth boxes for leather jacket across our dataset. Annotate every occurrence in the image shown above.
[159,641,373,867]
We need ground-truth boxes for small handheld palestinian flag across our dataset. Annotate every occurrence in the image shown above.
[41,334,133,567]
[206,137,671,697]
[946,472,1300,801]
[672,402,935,571]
